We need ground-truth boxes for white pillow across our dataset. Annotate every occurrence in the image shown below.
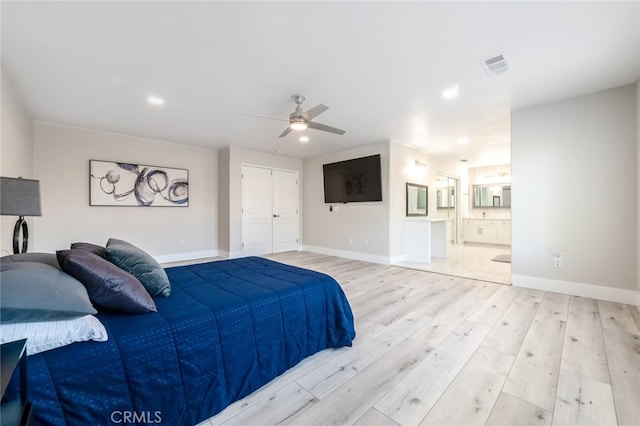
[0,315,108,355]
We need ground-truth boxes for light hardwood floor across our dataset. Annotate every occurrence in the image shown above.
[199,252,640,426]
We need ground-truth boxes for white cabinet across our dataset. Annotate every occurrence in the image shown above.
[404,219,451,263]
[431,219,451,258]
[497,220,511,245]
[404,220,431,263]
[463,219,510,245]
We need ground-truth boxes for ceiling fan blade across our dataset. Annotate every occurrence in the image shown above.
[244,113,290,122]
[279,127,293,138]
[302,104,329,121]
[307,121,346,135]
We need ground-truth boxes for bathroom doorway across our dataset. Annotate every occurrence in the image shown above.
[435,173,458,243]
[397,171,511,284]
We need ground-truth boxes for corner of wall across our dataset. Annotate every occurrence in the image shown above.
[637,77,640,295]
[1,62,35,254]
[218,147,231,253]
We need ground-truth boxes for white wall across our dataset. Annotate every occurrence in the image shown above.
[219,145,303,258]
[389,142,429,261]
[388,141,466,260]
[637,78,640,295]
[32,122,218,261]
[1,63,35,255]
[303,141,390,263]
[511,84,638,304]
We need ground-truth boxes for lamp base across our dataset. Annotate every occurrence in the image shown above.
[12,216,28,254]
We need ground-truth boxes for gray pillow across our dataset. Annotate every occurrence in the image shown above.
[0,261,97,323]
[57,249,156,314]
[104,238,171,297]
[1,252,60,269]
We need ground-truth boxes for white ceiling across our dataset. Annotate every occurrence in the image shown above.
[2,1,639,164]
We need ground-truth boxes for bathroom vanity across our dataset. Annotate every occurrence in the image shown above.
[462,218,511,245]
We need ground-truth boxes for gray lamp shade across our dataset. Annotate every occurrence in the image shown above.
[0,177,42,217]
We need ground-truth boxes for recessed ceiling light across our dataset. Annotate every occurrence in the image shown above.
[457,137,469,145]
[299,136,309,143]
[442,85,459,99]
[147,96,164,105]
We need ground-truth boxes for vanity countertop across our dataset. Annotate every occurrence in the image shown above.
[405,217,452,222]
[464,217,511,221]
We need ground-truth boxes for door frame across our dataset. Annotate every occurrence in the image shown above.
[435,171,460,244]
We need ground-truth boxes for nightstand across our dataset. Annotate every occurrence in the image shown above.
[1,339,32,425]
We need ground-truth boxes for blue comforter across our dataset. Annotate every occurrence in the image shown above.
[19,257,355,425]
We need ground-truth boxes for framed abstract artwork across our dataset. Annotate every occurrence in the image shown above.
[89,160,189,207]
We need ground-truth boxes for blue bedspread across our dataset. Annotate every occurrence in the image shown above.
[18,257,355,425]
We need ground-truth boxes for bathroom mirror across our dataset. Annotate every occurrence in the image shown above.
[406,182,428,216]
[472,184,511,208]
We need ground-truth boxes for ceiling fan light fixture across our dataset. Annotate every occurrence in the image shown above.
[290,120,308,131]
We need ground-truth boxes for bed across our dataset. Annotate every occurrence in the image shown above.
[2,255,355,425]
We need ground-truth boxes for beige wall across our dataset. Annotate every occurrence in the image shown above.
[637,78,640,295]
[1,63,34,255]
[32,122,218,260]
[512,83,638,302]
[302,141,390,262]
[218,147,231,254]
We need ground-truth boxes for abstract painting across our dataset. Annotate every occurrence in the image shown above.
[90,160,188,207]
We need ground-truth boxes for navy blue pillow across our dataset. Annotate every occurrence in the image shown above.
[57,249,156,314]
[104,238,171,297]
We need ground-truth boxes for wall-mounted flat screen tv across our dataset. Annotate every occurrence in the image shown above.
[323,154,383,203]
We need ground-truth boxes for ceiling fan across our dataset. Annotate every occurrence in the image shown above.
[245,95,346,138]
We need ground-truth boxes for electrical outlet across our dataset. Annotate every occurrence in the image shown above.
[553,254,562,268]
[348,238,353,245]
[179,239,185,251]
[364,240,369,247]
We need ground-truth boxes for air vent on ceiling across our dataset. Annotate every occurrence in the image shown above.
[481,53,510,77]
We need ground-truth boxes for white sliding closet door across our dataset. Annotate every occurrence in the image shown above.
[241,166,273,255]
[272,169,299,253]
[241,165,299,256]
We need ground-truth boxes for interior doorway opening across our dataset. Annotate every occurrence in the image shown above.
[435,173,458,244]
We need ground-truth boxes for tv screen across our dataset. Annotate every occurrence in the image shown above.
[323,154,383,203]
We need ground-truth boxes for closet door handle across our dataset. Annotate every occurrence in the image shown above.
[273,214,280,218]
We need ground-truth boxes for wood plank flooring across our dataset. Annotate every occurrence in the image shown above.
[200,252,640,426]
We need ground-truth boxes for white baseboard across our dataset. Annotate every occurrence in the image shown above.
[216,250,244,259]
[512,274,640,306]
[153,250,219,264]
[302,245,392,265]
[389,254,406,264]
